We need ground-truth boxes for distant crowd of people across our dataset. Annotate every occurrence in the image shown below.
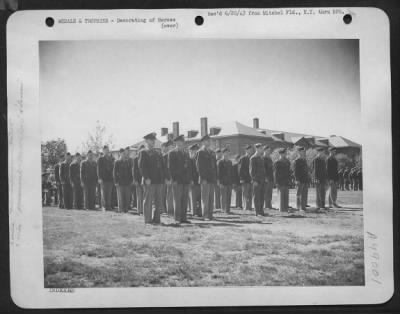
[42,132,363,225]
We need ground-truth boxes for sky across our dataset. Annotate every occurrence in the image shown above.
[39,39,360,151]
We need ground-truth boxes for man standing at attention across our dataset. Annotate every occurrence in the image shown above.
[196,134,217,220]
[217,148,233,214]
[188,144,201,217]
[263,145,274,210]
[80,150,98,210]
[238,145,253,211]
[60,152,73,209]
[139,132,166,224]
[168,135,192,224]
[132,145,145,215]
[313,147,328,210]
[69,153,83,210]
[161,141,174,216]
[232,154,242,209]
[327,147,341,209]
[250,143,266,216]
[54,156,64,209]
[274,148,291,212]
[294,146,309,212]
[97,145,114,211]
[114,147,133,213]
[214,148,223,210]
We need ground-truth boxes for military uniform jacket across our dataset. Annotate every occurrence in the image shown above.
[294,157,310,183]
[232,163,240,185]
[59,161,71,185]
[217,159,233,186]
[189,157,199,185]
[263,156,274,182]
[54,163,61,184]
[196,147,217,183]
[250,154,266,184]
[168,149,192,185]
[80,160,98,185]
[113,158,133,185]
[326,156,339,181]
[238,155,251,183]
[69,161,81,185]
[138,148,166,184]
[313,157,328,183]
[97,156,114,183]
[132,156,142,184]
[274,158,291,186]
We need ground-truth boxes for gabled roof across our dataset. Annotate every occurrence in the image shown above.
[329,136,361,148]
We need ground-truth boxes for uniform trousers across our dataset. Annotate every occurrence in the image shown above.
[328,181,338,207]
[242,183,252,210]
[100,181,113,210]
[214,185,221,209]
[62,183,73,209]
[201,181,215,219]
[234,185,242,208]
[252,182,264,215]
[83,183,96,210]
[116,184,131,213]
[56,183,64,208]
[316,182,327,208]
[131,185,136,208]
[143,183,163,224]
[166,184,174,216]
[72,183,83,209]
[136,184,144,214]
[220,185,232,213]
[263,181,274,209]
[190,184,201,216]
[172,183,189,222]
[278,185,289,212]
[296,182,308,210]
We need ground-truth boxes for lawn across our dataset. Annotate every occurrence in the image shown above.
[43,189,364,288]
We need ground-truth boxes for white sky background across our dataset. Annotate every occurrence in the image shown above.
[40,39,360,151]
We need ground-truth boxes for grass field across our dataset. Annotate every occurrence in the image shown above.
[43,189,364,288]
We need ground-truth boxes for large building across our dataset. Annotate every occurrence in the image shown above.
[125,117,361,160]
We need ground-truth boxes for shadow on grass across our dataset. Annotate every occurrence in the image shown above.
[213,218,273,225]
[282,214,306,218]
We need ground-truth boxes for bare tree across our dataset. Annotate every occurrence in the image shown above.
[81,120,115,155]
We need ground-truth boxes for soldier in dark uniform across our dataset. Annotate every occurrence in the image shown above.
[69,153,83,209]
[54,157,64,208]
[189,144,201,216]
[338,167,344,191]
[214,149,223,210]
[113,148,133,213]
[161,141,174,216]
[238,145,253,211]
[313,147,328,210]
[274,148,291,212]
[232,154,242,209]
[196,134,217,220]
[97,145,114,211]
[327,147,341,208]
[263,145,274,210]
[133,145,145,215]
[343,167,350,190]
[350,167,358,191]
[168,135,192,224]
[293,146,309,211]
[139,132,166,224]
[217,148,233,214]
[250,143,266,216]
[80,150,98,210]
[357,167,363,191]
[59,153,73,209]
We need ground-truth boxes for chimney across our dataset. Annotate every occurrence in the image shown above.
[253,118,259,129]
[172,122,179,138]
[200,117,208,137]
[161,127,168,136]
[187,130,199,138]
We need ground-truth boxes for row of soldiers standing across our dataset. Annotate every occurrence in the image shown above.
[52,132,351,224]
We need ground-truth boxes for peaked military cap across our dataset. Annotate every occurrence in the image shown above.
[87,150,93,154]
[255,143,263,148]
[316,147,325,152]
[143,132,157,140]
[222,147,230,153]
[189,144,199,150]
[173,135,185,142]
[215,148,222,153]
[328,147,337,151]
[245,144,253,150]
[201,134,210,141]
[125,146,130,150]
[139,144,145,150]
[75,152,81,156]
[119,148,124,153]
[297,146,305,151]
[103,145,109,149]
[278,148,287,153]
[66,152,71,156]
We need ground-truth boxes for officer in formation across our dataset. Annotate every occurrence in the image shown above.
[54,157,64,209]
[97,145,114,211]
[262,145,274,210]
[293,146,310,211]
[60,152,73,209]
[214,148,223,210]
[238,145,253,211]
[250,143,266,216]
[80,150,98,210]
[70,153,83,209]
[327,147,341,208]
[232,154,242,209]
[273,148,291,212]
[133,144,145,215]
[217,148,233,214]
[313,147,328,210]
[161,141,174,216]
[113,147,133,213]
[189,144,201,216]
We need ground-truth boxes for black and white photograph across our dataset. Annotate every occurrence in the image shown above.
[7,8,393,308]
[40,39,364,288]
